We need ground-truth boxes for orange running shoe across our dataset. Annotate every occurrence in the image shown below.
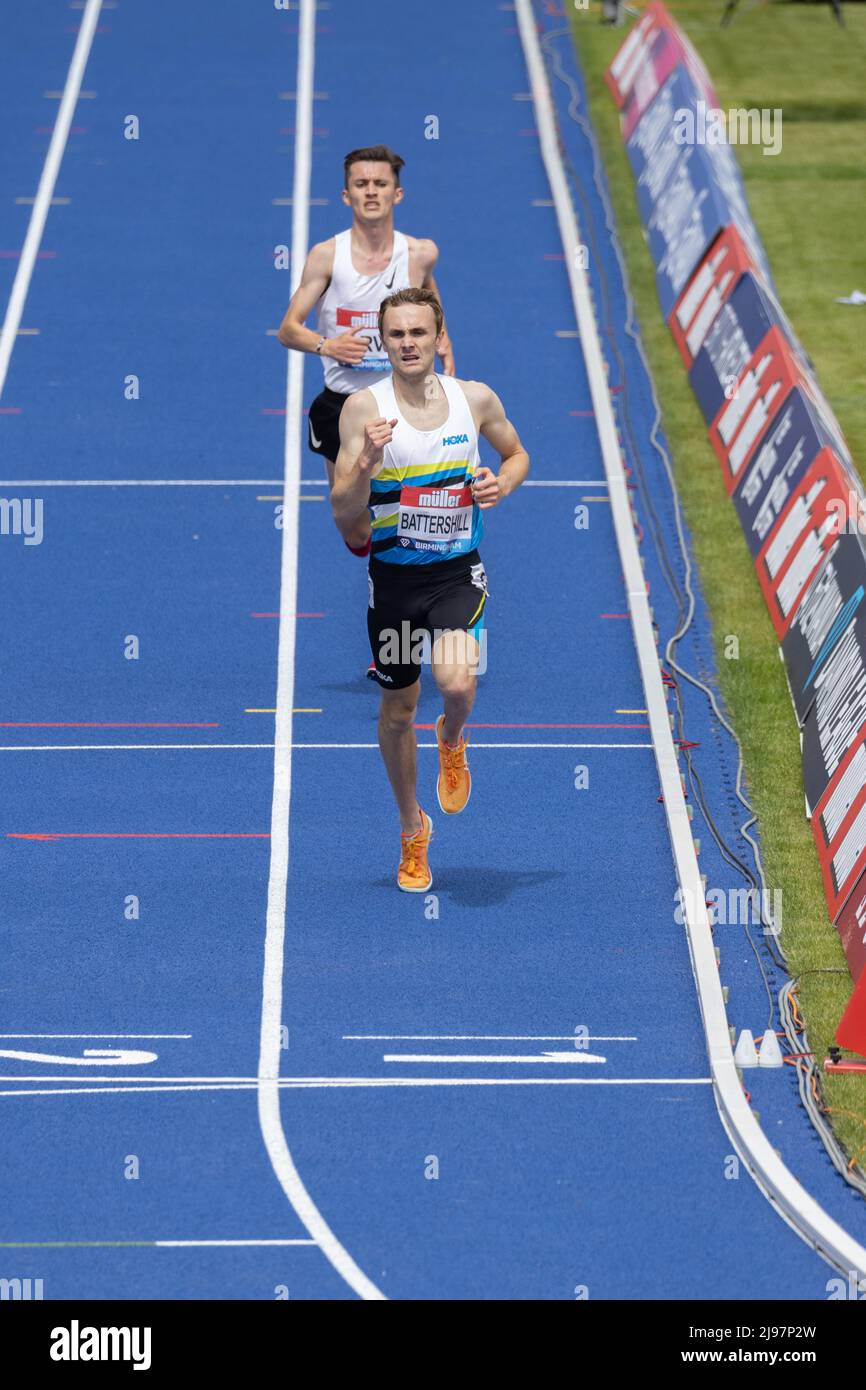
[436,713,471,814]
[397,808,434,893]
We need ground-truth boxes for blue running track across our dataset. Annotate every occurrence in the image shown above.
[0,0,864,1300]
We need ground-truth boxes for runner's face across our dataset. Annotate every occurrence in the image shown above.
[382,305,440,380]
[342,162,403,222]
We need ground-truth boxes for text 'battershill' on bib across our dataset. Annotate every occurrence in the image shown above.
[397,483,474,550]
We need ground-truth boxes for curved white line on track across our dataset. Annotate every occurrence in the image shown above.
[0,0,103,398]
[514,0,866,1279]
[255,0,384,1302]
[0,1048,156,1066]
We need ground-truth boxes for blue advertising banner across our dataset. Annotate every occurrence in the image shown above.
[781,529,866,728]
[625,65,772,319]
[689,272,809,427]
[802,694,866,825]
[733,383,858,559]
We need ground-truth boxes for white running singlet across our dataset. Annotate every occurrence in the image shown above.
[316,229,411,394]
[366,374,484,565]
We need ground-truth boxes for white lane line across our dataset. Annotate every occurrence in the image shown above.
[515,0,866,1280]
[0,477,604,488]
[0,744,279,752]
[2,1076,273,1083]
[273,743,652,750]
[0,742,653,752]
[345,1035,638,1041]
[0,0,103,400]
[157,1239,315,1248]
[256,0,383,1304]
[0,479,293,486]
[0,1034,188,1040]
[0,1077,713,1097]
[383,1052,607,1064]
[0,1239,316,1248]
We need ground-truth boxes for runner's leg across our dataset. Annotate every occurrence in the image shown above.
[377,680,423,833]
[431,628,479,744]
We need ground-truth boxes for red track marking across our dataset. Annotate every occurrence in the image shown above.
[601,614,630,620]
[36,126,88,135]
[0,722,219,729]
[415,722,649,730]
[0,408,22,415]
[261,408,287,416]
[8,832,270,842]
[569,409,594,417]
[543,252,565,260]
[518,129,539,137]
[65,24,110,31]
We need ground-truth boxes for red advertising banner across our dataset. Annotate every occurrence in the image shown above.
[754,450,857,639]
[836,963,866,1057]
[709,328,804,493]
[669,225,754,370]
[605,1,716,139]
[811,740,866,924]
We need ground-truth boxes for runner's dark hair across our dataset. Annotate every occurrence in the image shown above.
[343,145,405,186]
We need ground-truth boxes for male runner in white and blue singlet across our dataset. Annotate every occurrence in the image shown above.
[277,145,454,556]
[332,288,529,892]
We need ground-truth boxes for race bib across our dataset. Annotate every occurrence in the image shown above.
[336,307,387,371]
[397,483,473,552]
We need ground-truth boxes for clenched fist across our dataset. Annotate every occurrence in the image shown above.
[470,465,509,509]
[358,417,399,472]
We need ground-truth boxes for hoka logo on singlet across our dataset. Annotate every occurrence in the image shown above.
[442,434,469,446]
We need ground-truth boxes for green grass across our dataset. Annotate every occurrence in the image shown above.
[571,0,866,1163]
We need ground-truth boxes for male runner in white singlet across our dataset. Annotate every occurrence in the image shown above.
[332,288,529,892]
[277,145,455,556]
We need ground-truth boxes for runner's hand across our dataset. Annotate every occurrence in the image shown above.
[471,466,507,509]
[323,327,369,364]
[359,417,398,471]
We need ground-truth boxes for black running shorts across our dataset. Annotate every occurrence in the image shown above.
[308,386,349,463]
[367,548,489,691]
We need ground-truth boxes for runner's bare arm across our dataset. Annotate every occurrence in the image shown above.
[463,381,530,510]
[409,236,455,376]
[330,392,397,535]
[276,239,368,363]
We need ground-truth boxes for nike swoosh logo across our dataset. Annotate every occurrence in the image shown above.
[385,271,396,289]
[309,424,323,449]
